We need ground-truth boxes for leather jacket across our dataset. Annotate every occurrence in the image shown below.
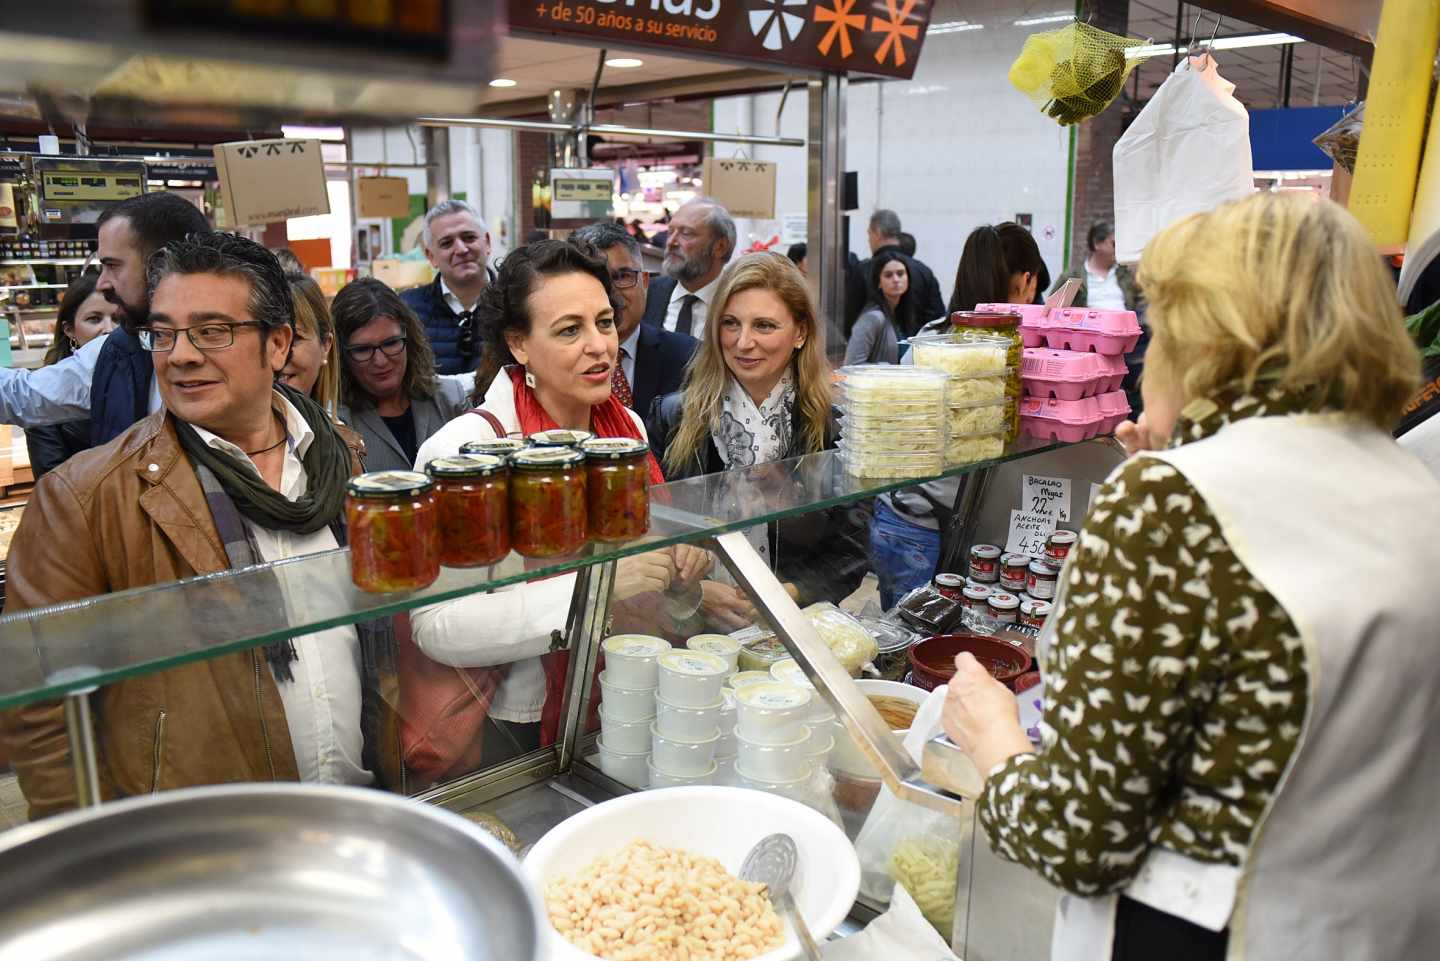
[0,399,401,820]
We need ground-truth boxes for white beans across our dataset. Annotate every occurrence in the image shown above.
[545,840,785,961]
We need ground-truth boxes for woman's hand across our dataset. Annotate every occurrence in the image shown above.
[699,581,757,631]
[941,653,1034,776]
[670,544,714,586]
[1115,411,1155,457]
[614,551,676,600]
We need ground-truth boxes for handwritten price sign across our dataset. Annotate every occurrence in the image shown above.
[1005,509,1057,559]
[1022,474,1071,521]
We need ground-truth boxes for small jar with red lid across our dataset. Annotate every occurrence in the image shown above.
[509,447,588,558]
[968,544,1001,583]
[961,583,992,612]
[986,590,1020,623]
[999,553,1030,592]
[1027,560,1060,600]
[581,437,651,542]
[425,454,510,568]
[346,470,440,593]
[1019,597,1053,629]
[1045,529,1077,564]
[933,572,966,600]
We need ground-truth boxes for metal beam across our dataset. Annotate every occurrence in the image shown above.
[807,74,847,361]
[418,116,805,148]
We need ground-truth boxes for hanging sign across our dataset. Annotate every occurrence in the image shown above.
[1022,474,1071,522]
[506,0,935,80]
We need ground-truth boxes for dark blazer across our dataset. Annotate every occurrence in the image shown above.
[630,323,698,435]
[640,275,678,330]
[340,378,471,473]
[400,271,497,376]
[649,392,872,608]
[90,326,154,448]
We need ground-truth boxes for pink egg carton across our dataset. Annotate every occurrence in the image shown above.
[1018,307,1142,354]
[1019,390,1132,442]
[973,302,1045,324]
[1021,348,1127,401]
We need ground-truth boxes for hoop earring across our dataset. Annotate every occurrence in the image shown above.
[67,336,80,351]
[524,367,537,389]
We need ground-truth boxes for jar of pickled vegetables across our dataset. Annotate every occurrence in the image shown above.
[527,428,593,448]
[460,437,528,458]
[951,311,1023,369]
[509,447,588,557]
[346,470,440,593]
[425,454,510,568]
[581,437,651,542]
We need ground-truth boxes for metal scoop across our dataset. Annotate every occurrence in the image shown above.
[739,832,823,961]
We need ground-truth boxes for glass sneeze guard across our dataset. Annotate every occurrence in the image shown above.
[0,438,1064,709]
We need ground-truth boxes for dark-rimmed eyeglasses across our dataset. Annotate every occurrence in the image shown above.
[138,321,264,353]
[610,268,645,290]
[345,335,407,364]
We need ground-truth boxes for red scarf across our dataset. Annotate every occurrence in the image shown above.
[506,365,666,485]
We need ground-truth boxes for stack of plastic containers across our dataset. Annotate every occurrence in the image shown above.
[837,366,949,477]
[1014,307,1138,441]
[906,333,1015,465]
[649,650,728,787]
[595,634,668,788]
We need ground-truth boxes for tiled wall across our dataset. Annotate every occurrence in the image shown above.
[716,0,1077,307]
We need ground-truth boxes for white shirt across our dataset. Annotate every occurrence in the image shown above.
[440,277,480,316]
[1085,260,1127,311]
[662,271,723,337]
[192,394,370,786]
[410,373,649,723]
[618,324,641,387]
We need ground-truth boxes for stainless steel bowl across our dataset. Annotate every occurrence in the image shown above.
[0,784,545,961]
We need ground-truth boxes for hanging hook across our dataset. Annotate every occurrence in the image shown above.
[1187,10,1203,52]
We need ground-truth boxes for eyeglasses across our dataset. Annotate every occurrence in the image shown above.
[139,321,264,352]
[610,268,646,290]
[345,335,407,364]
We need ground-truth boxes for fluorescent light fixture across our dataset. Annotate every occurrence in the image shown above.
[1126,32,1304,59]
[488,78,517,87]
[928,20,984,34]
[1206,32,1304,50]
[605,57,645,68]
[1014,13,1073,26]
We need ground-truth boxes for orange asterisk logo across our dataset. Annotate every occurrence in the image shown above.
[814,0,865,59]
[871,0,920,67]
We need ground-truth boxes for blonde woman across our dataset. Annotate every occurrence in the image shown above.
[279,272,342,418]
[651,251,870,629]
[942,193,1440,960]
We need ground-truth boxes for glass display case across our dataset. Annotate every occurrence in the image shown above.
[0,436,1125,960]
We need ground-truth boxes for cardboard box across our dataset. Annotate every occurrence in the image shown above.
[213,138,329,226]
[357,176,412,219]
[701,158,778,220]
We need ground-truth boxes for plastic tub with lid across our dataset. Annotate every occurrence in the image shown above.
[907,334,1010,377]
[657,650,729,708]
[837,365,948,403]
[735,682,813,745]
[600,634,669,689]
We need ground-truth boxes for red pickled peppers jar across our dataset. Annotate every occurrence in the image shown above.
[425,454,510,568]
[581,438,651,542]
[509,447,588,558]
[346,470,440,593]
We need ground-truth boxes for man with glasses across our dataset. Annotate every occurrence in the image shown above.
[0,192,208,442]
[573,223,697,431]
[0,234,399,819]
[401,199,495,376]
[640,198,735,339]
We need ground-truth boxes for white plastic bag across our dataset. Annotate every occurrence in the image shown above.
[1113,55,1254,263]
[822,883,962,961]
[853,687,973,936]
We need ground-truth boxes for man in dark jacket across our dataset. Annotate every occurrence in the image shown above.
[573,222,697,434]
[845,209,945,336]
[400,199,495,376]
[640,198,734,339]
[92,192,211,446]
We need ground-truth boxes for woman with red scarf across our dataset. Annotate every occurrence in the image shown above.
[406,240,705,784]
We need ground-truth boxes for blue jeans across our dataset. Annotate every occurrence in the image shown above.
[869,498,941,610]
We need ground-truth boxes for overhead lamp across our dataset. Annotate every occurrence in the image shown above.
[605,57,645,68]
[489,78,518,87]
[1014,13,1073,27]
[1206,32,1304,51]
[928,20,984,34]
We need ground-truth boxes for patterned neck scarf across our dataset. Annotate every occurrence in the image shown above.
[714,368,795,470]
[1172,381,1331,447]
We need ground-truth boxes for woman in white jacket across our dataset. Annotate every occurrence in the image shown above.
[410,240,705,776]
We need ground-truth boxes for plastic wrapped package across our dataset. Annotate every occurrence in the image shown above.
[838,365,949,403]
[945,371,1012,405]
[839,449,944,478]
[945,403,1006,436]
[842,426,945,454]
[734,602,879,677]
[908,335,1009,377]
